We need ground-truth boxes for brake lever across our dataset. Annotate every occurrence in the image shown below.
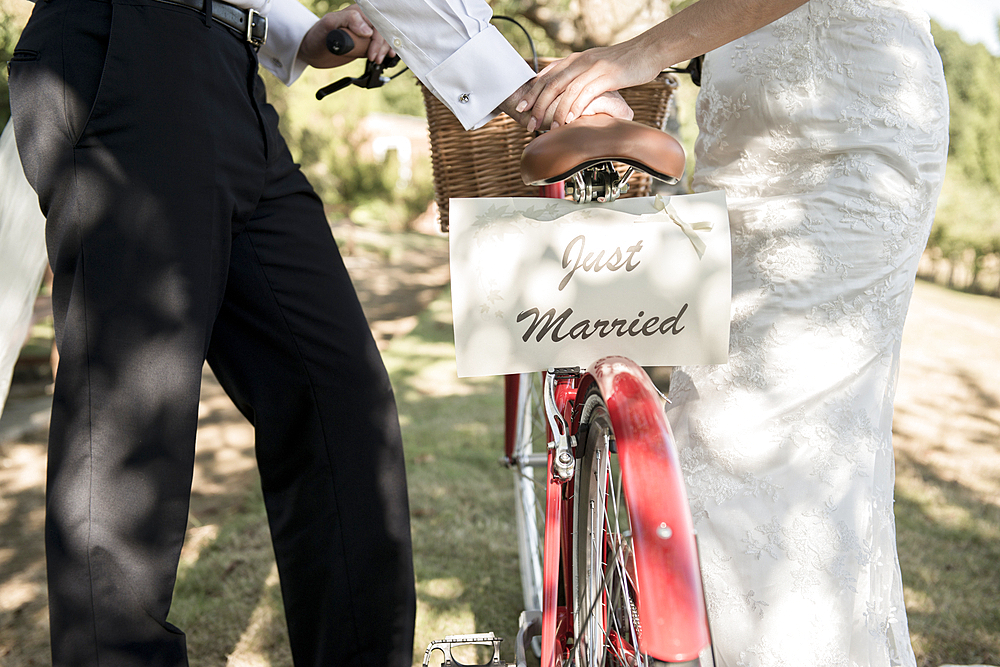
[316,55,402,100]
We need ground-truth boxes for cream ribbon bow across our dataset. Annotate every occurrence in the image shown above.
[648,194,713,258]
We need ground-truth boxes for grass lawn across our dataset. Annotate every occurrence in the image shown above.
[3,281,998,666]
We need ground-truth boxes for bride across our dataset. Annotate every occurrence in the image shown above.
[517,1,949,665]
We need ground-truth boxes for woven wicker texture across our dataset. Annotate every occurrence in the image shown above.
[421,67,678,232]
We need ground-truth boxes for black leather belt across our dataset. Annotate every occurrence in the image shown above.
[151,0,267,48]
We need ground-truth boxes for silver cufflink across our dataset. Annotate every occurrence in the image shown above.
[459,93,471,104]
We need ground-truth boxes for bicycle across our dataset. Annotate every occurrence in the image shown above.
[320,29,716,667]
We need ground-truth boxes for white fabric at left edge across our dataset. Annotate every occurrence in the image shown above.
[0,120,48,420]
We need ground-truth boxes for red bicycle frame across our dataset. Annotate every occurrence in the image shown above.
[503,356,709,666]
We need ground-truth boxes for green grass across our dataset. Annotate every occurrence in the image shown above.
[157,281,1000,665]
[164,289,525,666]
[382,290,525,660]
[171,492,293,666]
[892,281,1000,666]
[896,470,1000,665]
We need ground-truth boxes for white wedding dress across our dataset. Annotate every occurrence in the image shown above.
[665,1,949,665]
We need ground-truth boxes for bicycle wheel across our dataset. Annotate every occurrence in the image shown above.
[573,386,707,667]
[511,371,547,615]
[573,385,641,666]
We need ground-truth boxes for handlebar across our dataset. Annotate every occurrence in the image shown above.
[325,28,369,59]
[316,29,403,100]
[325,28,399,67]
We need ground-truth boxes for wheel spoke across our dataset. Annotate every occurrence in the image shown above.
[573,387,648,667]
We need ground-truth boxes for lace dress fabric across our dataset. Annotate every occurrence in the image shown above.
[665,1,949,665]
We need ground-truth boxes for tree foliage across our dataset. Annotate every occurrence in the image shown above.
[0,0,33,129]
[490,0,689,53]
[924,21,1000,293]
[932,20,1000,189]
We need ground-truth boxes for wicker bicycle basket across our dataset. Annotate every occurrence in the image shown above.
[421,64,678,232]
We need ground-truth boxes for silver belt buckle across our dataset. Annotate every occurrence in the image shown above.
[246,8,267,48]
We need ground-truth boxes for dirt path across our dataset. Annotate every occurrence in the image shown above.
[2,238,998,664]
[893,280,1000,503]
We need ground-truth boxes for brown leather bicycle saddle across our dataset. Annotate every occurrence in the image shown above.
[520,114,686,186]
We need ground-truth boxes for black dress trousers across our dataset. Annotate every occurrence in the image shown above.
[9,0,416,665]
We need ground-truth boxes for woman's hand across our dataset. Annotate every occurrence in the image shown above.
[298,5,395,69]
[515,0,810,130]
[499,82,634,131]
[515,39,662,131]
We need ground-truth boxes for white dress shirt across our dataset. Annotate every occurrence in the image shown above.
[356,0,535,128]
[230,0,535,130]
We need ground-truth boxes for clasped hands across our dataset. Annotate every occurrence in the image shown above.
[298,5,638,130]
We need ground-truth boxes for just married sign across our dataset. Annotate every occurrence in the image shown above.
[449,191,732,378]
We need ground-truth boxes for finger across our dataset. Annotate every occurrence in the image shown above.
[564,78,609,125]
[343,7,374,37]
[368,32,388,63]
[516,56,575,115]
[540,93,561,130]
[581,93,634,122]
[528,75,573,130]
[527,54,597,129]
[551,69,606,126]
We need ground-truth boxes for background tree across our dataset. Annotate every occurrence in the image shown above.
[926,20,1000,295]
[493,0,676,51]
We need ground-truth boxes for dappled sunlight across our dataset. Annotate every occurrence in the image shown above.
[418,577,465,600]
[894,282,1000,509]
[384,289,500,400]
[450,422,493,439]
[189,367,257,503]
[0,556,44,613]
[179,524,221,569]
[0,440,45,501]
[0,433,48,662]
[900,586,935,615]
[892,282,1000,662]
[414,593,478,663]
[225,565,284,667]
[895,459,1000,539]
[406,361,492,399]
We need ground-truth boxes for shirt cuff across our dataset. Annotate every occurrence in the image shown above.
[424,26,535,130]
[256,0,317,85]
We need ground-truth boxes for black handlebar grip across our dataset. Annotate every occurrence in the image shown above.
[326,29,355,56]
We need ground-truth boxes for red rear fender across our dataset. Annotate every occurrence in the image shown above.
[578,356,710,663]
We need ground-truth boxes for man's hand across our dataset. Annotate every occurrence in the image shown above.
[499,80,633,132]
[298,4,395,69]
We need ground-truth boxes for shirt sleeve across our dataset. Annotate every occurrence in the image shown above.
[256,0,317,85]
[357,0,535,130]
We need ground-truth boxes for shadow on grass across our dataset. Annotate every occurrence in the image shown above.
[165,373,292,667]
[895,450,1000,666]
[383,287,526,660]
[0,373,285,667]
[954,368,1000,442]
[0,428,50,665]
[170,285,526,665]
[169,486,292,667]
